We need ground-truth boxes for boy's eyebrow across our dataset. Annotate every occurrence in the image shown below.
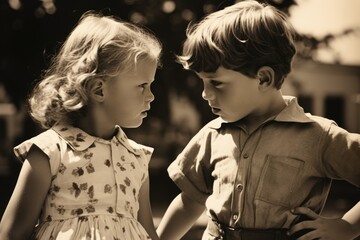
[197,72,218,78]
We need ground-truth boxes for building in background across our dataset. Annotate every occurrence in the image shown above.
[283,59,360,133]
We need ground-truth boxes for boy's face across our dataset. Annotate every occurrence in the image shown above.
[197,67,262,123]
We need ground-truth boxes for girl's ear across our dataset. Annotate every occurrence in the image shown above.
[89,78,105,102]
[257,66,275,90]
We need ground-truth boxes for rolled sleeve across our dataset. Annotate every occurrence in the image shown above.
[322,123,360,186]
[167,128,214,204]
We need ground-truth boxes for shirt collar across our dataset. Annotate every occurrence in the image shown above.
[208,96,314,130]
[52,124,141,155]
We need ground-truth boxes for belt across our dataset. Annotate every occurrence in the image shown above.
[206,219,294,240]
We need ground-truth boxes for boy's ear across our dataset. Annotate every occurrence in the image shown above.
[257,66,275,89]
[89,78,105,102]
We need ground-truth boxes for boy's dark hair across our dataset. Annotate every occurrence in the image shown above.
[177,0,296,89]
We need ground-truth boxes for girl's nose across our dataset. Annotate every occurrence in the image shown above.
[147,89,155,103]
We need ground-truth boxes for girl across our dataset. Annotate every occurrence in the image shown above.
[0,12,162,240]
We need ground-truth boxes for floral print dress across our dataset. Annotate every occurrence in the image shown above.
[14,124,153,240]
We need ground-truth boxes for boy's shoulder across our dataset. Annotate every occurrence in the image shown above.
[204,117,224,130]
[304,113,336,130]
[202,114,336,133]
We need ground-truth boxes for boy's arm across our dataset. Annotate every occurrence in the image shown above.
[157,192,206,240]
[342,201,360,238]
[288,202,360,240]
[137,177,160,240]
[0,146,51,240]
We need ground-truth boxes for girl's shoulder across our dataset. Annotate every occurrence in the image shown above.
[115,126,154,162]
[14,129,62,161]
[13,128,64,176]
[127,138,153,157]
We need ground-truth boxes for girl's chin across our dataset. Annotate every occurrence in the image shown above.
[120,119,143,128]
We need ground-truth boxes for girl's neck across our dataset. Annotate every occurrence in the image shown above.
[76,115,116,140]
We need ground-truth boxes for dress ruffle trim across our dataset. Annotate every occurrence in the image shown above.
[31,215,150,240]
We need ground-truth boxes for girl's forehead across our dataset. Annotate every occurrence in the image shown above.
[112,58,157,80]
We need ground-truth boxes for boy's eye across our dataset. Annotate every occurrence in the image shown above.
[210,80,222,87]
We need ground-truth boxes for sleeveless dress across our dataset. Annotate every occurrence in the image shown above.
[13,124,153,240]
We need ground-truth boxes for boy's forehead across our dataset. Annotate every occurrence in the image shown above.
[196,67,231,78]
[196,70,219,79]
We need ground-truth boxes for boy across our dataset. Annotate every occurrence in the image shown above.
[157,0,360,239]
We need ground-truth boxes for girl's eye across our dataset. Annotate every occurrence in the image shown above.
[139,83,147,89]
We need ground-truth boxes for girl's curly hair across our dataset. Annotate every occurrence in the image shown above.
[29,12,162,129]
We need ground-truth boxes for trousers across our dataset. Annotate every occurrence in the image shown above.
[206,219,296,240]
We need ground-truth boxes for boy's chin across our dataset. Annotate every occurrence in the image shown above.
[220,116,242,123]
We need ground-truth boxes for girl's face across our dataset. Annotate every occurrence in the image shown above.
[102,58,157,128]
[197,67,262,123]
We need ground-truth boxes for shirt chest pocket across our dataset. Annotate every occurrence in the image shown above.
[255,155,304,207]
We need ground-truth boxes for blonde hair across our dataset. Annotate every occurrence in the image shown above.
[178,0,296,89]
[29,12,162,128]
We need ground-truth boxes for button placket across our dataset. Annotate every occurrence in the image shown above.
[230,162,246,226]
[231,130,249,227]
[111,141,123,216]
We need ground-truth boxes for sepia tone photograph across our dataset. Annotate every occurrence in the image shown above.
[0,0,359,239]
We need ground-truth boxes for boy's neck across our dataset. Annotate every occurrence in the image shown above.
[243,91,286,134]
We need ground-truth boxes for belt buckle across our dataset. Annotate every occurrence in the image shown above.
[224,225,242,240]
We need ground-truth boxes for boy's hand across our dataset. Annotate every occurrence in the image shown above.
[288,207,358,240]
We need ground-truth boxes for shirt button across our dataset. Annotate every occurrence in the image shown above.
[236,184,243,191]
[243,153,249,159]
[233,214,238,220]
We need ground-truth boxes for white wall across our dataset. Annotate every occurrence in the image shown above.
[282,60,360,133]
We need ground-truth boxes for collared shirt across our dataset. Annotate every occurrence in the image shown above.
[168,96,360,230]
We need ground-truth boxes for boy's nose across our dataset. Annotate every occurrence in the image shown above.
[202,87,215,101]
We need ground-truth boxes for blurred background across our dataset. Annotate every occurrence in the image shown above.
[0,0,359,239]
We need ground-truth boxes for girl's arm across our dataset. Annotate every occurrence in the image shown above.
[138,176,160,240]
[0,146,51,240]
[157,192,206,240]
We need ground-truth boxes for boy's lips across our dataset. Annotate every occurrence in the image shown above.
[211,107,221,114]
[209,103,221,114]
